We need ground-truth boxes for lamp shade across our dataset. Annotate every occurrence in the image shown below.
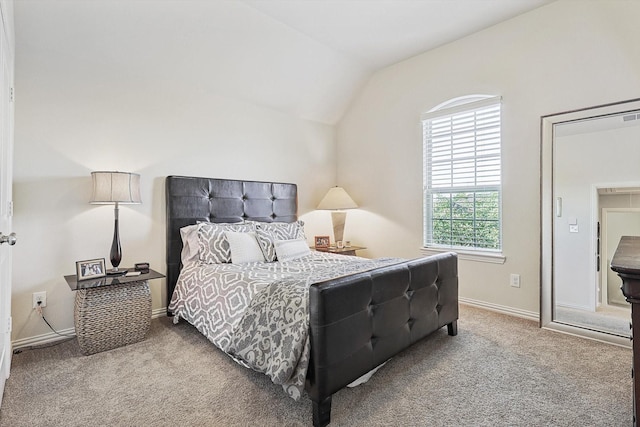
[90,171,142,204]
[316,187,357,210]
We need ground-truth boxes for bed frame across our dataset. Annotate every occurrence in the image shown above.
[165,175,458,427]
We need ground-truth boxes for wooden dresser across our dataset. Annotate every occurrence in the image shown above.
[610,235,640,426]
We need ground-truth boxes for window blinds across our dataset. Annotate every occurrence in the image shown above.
[422,96,502,250]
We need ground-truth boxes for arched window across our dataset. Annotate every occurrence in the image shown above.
[422,95,502,251]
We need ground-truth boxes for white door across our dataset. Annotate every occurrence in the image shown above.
[0,0,14,407]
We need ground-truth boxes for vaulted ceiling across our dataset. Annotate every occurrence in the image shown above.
[14,0,552,124]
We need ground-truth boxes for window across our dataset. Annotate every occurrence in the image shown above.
[422,95,502,252]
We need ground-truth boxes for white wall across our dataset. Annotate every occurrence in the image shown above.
[13,0,640,342]
[336,0,640,315]
[11,44,336,341]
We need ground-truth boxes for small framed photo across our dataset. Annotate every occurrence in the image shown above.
[314,235,330,249]
[76,258,106,281]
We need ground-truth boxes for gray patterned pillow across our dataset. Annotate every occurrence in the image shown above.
[252,221,306,262]
[197,222,252,264]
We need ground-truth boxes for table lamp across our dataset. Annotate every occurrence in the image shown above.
[90,171,141,274]
[317,186,358,246]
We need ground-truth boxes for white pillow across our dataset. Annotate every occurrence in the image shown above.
[224,231,265,264]
[180,224,200,265]
[274,239,311,262]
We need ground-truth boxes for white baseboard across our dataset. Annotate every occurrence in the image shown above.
[12,327,76,350]
[12,303,535,349]
[12,308,168,350]
[152,307,167,318]
[460,297,539,322]
[555,302,593,311]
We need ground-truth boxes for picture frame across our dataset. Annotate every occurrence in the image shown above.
[314,235,330,249]
[76,258,106,281]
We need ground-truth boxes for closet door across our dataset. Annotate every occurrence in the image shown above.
[0,0,15,408]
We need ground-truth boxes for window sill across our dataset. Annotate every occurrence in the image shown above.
[420,247,506,264]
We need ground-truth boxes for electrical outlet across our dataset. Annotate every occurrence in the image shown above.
[32,291,47,309]
[510,274,521,288]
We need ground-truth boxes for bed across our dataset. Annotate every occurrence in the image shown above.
[165,175,458,426]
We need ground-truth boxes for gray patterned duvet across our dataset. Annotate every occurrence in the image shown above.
[169,252,402,399]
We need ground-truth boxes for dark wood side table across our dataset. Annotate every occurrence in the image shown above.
[65,268,164,355]
[314,245,365,256]
[610,236,640,426]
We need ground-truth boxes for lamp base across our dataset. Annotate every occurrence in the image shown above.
[110,208,122,272]
[331,211,347,244]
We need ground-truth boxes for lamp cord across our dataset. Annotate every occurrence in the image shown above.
[13,305,75,354]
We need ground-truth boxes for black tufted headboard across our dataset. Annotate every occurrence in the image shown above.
[165,175,297,312]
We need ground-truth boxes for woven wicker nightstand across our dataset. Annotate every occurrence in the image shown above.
[65,269,164,355]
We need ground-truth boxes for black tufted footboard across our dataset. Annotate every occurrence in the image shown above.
[306,252,458,427]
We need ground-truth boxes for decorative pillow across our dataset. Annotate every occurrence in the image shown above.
[224,231,265,264]
[274,239,311,262]
[197,222,252,264]
[179,223,201,265]
[252,221,306,262]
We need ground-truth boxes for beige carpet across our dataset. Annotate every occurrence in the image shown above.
[0,305,632,426]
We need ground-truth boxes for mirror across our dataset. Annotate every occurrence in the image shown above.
[541,98,640,347]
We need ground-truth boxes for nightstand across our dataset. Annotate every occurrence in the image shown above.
[315,245,366,256]
[65,268,164,355]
